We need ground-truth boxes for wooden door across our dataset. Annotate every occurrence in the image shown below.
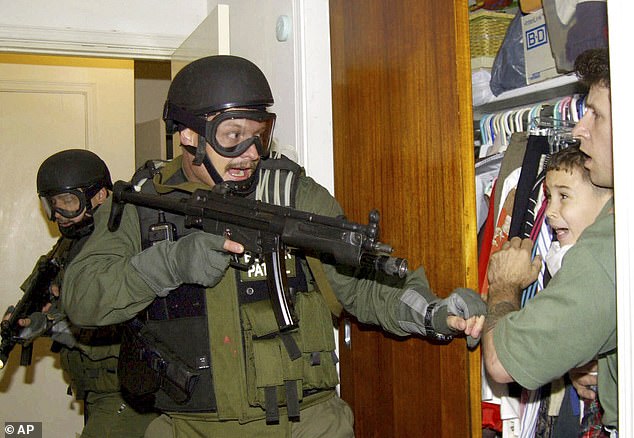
[329,1,480,437]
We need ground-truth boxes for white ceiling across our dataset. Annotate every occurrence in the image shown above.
[0,0,212,59]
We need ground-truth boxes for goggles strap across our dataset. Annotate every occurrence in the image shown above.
[193,135,207,166]
[198,134,225,186]
[164,103,206,137]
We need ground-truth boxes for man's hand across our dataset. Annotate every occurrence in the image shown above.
[130,231,244,296]
[481,237,541,383]
[570,360,598,401]
[3,305,33,329]
[2,282,59,328]
[485,237,541,332]
[487,237,541,293]
[448,315,486,347]
[433,288,487,348]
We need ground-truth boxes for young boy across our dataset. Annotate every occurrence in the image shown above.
[543,145,613,437]
[544,145,613,273]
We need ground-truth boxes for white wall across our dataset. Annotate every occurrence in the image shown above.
[0,0,334,192]
[607,3,634,436]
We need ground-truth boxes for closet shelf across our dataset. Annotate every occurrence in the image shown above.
[474,74,582,115]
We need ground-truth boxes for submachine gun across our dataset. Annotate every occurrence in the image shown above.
[0,241,64,369]
[108,180,408,331]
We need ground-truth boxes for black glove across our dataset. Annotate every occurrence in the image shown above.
[130,231,231,296]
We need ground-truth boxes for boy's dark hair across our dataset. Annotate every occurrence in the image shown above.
[574,47,610,89]
[546,146,592,183]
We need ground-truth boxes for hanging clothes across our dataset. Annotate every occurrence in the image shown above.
[476,95,589,438]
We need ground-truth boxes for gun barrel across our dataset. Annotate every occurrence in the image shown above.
[361,254,408,278]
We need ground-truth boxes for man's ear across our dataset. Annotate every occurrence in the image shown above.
[93,187,109,207]
[180,127,195,145]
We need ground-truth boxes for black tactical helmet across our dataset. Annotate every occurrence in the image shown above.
[164,55,274,123]
[163,55,276,191]
[37,149,112,197]
[37,149,112,238]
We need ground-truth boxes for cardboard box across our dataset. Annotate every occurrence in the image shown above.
[521,9,559,84]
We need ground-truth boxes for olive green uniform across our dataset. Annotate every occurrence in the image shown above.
[62,157,452,437]
[21,239,158,438]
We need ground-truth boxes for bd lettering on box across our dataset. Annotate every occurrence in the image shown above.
[521,8,559,84]
[525,23,548,50]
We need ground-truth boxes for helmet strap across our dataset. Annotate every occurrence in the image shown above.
[58,213,95,239]
[196,134,225,186]
[56,201,105,239]
[193,136,207,166]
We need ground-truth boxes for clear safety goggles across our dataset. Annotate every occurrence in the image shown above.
[40,189,89,221]
[206,110,276,158]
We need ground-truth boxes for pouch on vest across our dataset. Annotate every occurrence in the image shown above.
[241,300,300,411]
[118,286,218,413]
[240,290,338,415]
[60,348,119,399]
[118,318,200,404]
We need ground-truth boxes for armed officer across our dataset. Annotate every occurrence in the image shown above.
[61,56,486,437]
[11,149,158,437]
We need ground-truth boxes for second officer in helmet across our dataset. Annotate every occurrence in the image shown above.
[17,149,158,437]
[62,56,486,437]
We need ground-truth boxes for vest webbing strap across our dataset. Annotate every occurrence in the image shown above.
[264,386,279,424]
[306,256,343,318]
[285,380,300,421]
[279,332,301,361]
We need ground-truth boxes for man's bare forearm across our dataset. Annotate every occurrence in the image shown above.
[484,300,520,332]
[483,285,521,333]
[482,285,520,383]
[484,237,540,333]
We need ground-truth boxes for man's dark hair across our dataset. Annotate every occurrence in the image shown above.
[547,146,591,183]
[574,47,610,89]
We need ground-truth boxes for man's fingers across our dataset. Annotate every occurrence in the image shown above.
[446,315,485,339]
[49,284,61,297]
[531,255,543,276]
[502,237,533,252]
[447,315,466,332]
[519,237,534,251]
[223,239,244,254]
[575,385,597,401]
[463,315,484,338]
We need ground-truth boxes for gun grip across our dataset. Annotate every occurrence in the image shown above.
[19,343,33,367]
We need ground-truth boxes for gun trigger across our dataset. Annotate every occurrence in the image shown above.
[230,254,251,271]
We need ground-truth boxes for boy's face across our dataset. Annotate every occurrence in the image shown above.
[545,167,611,246]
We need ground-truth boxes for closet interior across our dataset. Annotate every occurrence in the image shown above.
[470,1,607,436]
[329,0,608,436]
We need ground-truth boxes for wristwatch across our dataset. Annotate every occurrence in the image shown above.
[424,302,453,342]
